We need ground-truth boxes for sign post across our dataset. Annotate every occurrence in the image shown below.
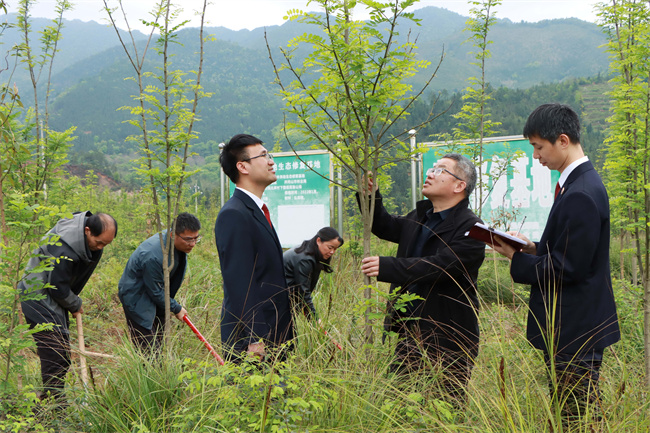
[263,151,332,248]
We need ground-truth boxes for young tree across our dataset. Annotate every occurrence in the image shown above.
[266,0,441,342]
[0,0,74,421]
[598,0,650,387]
[103,0,210,336]
[451,0,509,219]
[7,0,74,202]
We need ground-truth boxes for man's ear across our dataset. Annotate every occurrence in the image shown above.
[84,226,90,237]
[558,133,571,149]
[455,181,467,195]
[236,161,249,175]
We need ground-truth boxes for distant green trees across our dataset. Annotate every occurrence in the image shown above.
[449,0,503,217]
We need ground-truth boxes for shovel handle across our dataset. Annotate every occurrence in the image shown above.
[183,315,225,365]
[76,314,89,385]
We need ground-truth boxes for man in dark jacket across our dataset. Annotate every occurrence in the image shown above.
[20,211,117,404]
[361,153,485,405]
[119,212,201,355]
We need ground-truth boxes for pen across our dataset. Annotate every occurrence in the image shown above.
[515,216,526,236]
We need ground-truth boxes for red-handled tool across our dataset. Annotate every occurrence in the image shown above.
[321,326,343,351]
[183,315,225,365]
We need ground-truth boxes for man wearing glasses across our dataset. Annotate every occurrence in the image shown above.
[215,134,293,362]
[360,153,485,408]
[118,212,201,354]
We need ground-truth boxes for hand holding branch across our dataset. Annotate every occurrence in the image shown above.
[361,256,380,277]
[363,171,377,195]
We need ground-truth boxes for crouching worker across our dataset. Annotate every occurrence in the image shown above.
[118,212,201,355]
[284,227,344,322]
[20,211,117,406]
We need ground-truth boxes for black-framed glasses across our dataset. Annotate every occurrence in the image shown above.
[179,235,202,244]
[242,152,274,162]
[426,167,465,182]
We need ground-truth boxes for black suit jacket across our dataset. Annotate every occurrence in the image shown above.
[367,192,486,356]
[215,189,294,356]
[511,160,620,354]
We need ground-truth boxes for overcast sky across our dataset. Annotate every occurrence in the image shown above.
[5,0,601,32]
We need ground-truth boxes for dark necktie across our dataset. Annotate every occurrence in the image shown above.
[262,204,272,227]
[554,182,561,200]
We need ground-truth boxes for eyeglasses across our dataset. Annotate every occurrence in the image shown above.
[179,235,202,244]
[426,167,465,182]
[242,152,274,162]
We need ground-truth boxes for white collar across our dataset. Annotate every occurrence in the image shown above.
[559,155,589,187]
[236,187,266,210]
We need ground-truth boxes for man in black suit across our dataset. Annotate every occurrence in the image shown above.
[360,154,486,406]
[215,134,293,362]
[494,104,620,425]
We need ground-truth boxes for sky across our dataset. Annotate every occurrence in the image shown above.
[4,0,601,32]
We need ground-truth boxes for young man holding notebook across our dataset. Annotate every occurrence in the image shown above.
[493,103,620,426]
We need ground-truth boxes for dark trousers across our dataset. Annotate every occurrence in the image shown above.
[544,349,604,424]
[391,324,476,407]
[29,324,71,403]
[125,311,165,357]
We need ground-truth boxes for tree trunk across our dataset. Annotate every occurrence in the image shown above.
[633,251,638,287]
[620,234,624,281]
[0,162,6,251]
[645,277,650,387]
[363,220,374,344]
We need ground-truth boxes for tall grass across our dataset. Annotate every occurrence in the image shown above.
[16,215,649,432]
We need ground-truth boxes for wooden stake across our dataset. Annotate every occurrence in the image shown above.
[76,315,88,386]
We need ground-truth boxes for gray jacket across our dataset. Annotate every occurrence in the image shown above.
[118,231,185,330]
[20,211,102,331]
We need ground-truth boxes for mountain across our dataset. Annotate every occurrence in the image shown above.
[0,14,147,94]
[1,6,611,186]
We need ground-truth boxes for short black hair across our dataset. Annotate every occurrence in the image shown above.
[523,103,581,145]
[175,212,201,234]
[220,134,264,183]
[85,212,118,237]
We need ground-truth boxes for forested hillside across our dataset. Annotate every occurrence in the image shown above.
[1,6,612,202]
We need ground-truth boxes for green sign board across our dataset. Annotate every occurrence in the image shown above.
[423,137,560,241]
[263,151,331,248]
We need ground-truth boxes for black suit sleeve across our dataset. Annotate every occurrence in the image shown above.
[511,190,601,286]
[377,221,485,292]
